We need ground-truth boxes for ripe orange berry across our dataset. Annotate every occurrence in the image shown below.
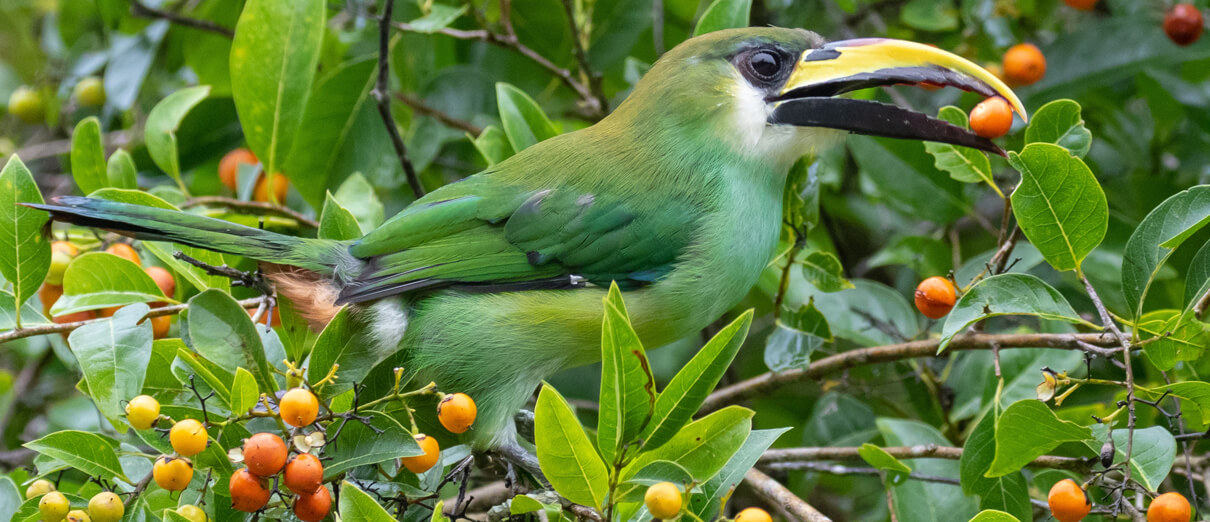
[254,173,289,204]
[1147,492,1192,522]
[293,485,332,522]
[153,456,193,491]
[105,243,140,266]
[644,482,682,519]
[1048,479,1091,522]
[1063,0,1097,10]
[969,97,1014,139]
[248,306,282,327]
[219,148,258,192]
[438,393,477,434]
[400,433,440,473]
[151,315,172,339]
[735,507,772,522]
[914,276,957,319]
[144,266,176,298]
[229,468,271,512]
[1165,4,1204,46]
[284,453,324,495]
[170,419,208,457]
[54,309,96,325]
[125,394,161,430]
[279,388,319,427]
[1002,43,1046,86]
[40,283,62,316]
[51,241,78,257]
[243,432,289,477]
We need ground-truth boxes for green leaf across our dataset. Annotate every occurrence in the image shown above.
[986,400,1091,477]
[641,310,752,449]
[939,274,1092,352]
[1082,425,1174,492]
[0,155,50,327]
[230,367,259,415]
[622,406,753,503]
[0,290,50,330]
[783,298,832,340]
[900,0,958,31]
[68,303,154,430]
[878,418,977,521]
[51,252,171,316]
[70,117,107,194]
[407,4,468,33]
[764,300,829,372]
[307,307,394,398]
[183,290,278,394]
[859,443,912,484]
[1184,239,1210,310]
[923,107,999,197]
[469,125,513,166]
[1008,143,1107,273]
[689,428,788,520]
[800,250,853,292]
[334,173,384,234]
[174,344,234,409]
[144,86,210,192]
[960,410,1031,522]
[318,192,362,241]
[510,495,548,515]
[323,415,423,479]
[848,135,971,224]
[804,279,920,346]
[0,477,19,522]
[105,149,137,190]
[230,0,325,176]
[338,481,397,522]
[624,460,694,490]
[968,511,1020,522]
[597,283,655,464]
[23,431,129,483]
[495,83,558,153]
[90,187,176,209]
[1135,309,1209,371]
[144,242,231,294]
[1142,382,1210,430]
[692,0,751,36]
[1024,99,1092,158]
[535,384,609,509]
[1122,186,1210,319]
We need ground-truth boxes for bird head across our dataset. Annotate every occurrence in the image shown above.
[610,27,1025,171]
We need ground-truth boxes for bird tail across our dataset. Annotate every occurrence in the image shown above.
[27,196,349,274]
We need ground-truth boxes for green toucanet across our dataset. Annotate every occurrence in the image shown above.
[31,28,1024,467]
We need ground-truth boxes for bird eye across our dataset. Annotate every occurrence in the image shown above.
[748,51,782,80]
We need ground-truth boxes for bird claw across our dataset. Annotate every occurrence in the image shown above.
[496,441,546,489]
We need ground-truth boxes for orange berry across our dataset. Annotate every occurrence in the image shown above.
[1165,4,1204,46]
[229,468,271,513]
[279,388,319,427]
[1048,479,1091,522]
[914,276,957,319]
[1063,0,1097,10]
[735,507,772,522]
[644,482,682,519]
[1002,43,1046,86]
[170,419,208,457]
[151,315,171,339]
[40,284,63,316]
[99,307,119,317]
[54,309,96,324]
[1147,492,1192,522]
[219,148,257,192]
[153,456,193,492]
[254,173,288,204]
[144,266,175,298]
[400,433,440,473]
[284,453,324,495]
[243,432,288,477]
[51,241,78,257]
[248,306,282,327]
[105,243,140,266]
[438,393,477,434]
[969,97,1014,139]
[293,485,331,522]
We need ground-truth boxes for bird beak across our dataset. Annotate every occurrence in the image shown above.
[769,38,1027,156]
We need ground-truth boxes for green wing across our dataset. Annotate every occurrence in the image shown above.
[336,178,700,304]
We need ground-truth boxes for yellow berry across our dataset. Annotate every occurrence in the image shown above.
[176,504,208,522]
[643,482,682,519]
[87,491,124,522]
[73,77,105,107]
[25,478,54,499]
[279,387,319,427]
[735,507,772,522]
[8,86,44,124]
[153,455,194,492]
[125,395,160,430]
[39,491,70,522]
[66,509,91,522]
[170,419,208,457]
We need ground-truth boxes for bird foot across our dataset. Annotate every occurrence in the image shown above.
[496,441,546,489]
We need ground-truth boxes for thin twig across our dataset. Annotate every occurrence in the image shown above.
[744,468,832,522]
[559,0,608,114]
[394,93,483,135]
[14,130,136,161]
[122,470,155,508]
[130,0,234,37]
[1195,287,1210,320]
[701,332,1117,412]
[0,296,268,343]
[759,445,1091,471]
[181,196,320,228]
[766,461,960,485]
[374,0,424,198]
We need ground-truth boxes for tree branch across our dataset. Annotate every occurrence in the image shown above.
[130,0,234,38]
[181,196,320,228]
[14,130,136,161]
[394,93,483,135]
[744,468,832,522]
[374,0,425,198]
[701,332,1117,412]
[759,444,1091,471]
[0,297,268,344]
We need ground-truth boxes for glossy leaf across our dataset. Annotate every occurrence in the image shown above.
[174,345,234,409]
[848,135,970,224]
[1122,186,1210,319]
[323,415,423,478]
[407,4,468,33]
[923,106,999,196]
[51,252,170,316]
[496,83,558,153]
[986,400,1091,477]
[105,149,137,189]
[878,418,977,521]
[230,0,325,176]
[70,117,107,194]
[470,125,513,165]
[1136,309,1209,370]
[623,406,753,500]
[0,290,49,330]
[1008,143,1107,273]
[144,242,231,294]
[597,283,655,464]
[967,511,1019,522]
[0,155,50,326]
[693,0,751,36]
[641,311,752,449]
[1184,239,1210,310]
[960,410,1031,521]
[1142,381,1210,430]
[689,428,787,520]
[307,307,394,398]
[535,384,609,509]
[319,192,362,241]
[939,274,1092,352]
[806,279,920,346]
[800,250,853,292]
[1082,425,1173,492]
[24,431,129,483]
[339,481,397,521]
[184,289,278,394]
[68,303,153,430]
[145,86,210,192]
[859,443,912,484]
[334,173,384,234]
[1024,99,1092,158]
[229,367,259,415]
